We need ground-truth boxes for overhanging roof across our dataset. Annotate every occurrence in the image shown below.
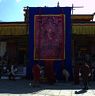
[72,14,94,22]
[0,22,27,35]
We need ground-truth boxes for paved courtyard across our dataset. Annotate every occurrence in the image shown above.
[0,79,95,96]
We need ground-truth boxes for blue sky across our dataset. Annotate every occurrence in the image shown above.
[0,0,95,22]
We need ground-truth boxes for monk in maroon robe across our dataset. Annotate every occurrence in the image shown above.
[32,64,40,86]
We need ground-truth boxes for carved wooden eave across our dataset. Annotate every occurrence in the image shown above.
[72,14,94,22]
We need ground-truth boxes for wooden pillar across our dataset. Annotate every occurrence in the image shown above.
[73,38,80,84]
[7,41,17,65]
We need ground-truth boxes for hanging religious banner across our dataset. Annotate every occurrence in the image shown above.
[34,15,65,60]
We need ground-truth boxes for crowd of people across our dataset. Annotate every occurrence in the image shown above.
[31,62,70,87]
[0,56,94,91]
[31,60,93,91]
[0,57,18,80]
[0,63,17,80]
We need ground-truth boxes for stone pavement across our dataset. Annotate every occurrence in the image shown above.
[0,79,95,96]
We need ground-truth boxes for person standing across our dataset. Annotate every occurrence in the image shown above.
[7,58,17,80]
[44,61,56,85]
[32,63,41,86]
[62,68,69,82]
[8,64,16,80]
[80,61,90,90]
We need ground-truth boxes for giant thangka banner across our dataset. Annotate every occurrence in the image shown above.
[28,7,72,80]
[34,15,65,60]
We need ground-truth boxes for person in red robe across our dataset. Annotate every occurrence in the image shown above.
[44,61,56,85]
[32,63,41,86]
